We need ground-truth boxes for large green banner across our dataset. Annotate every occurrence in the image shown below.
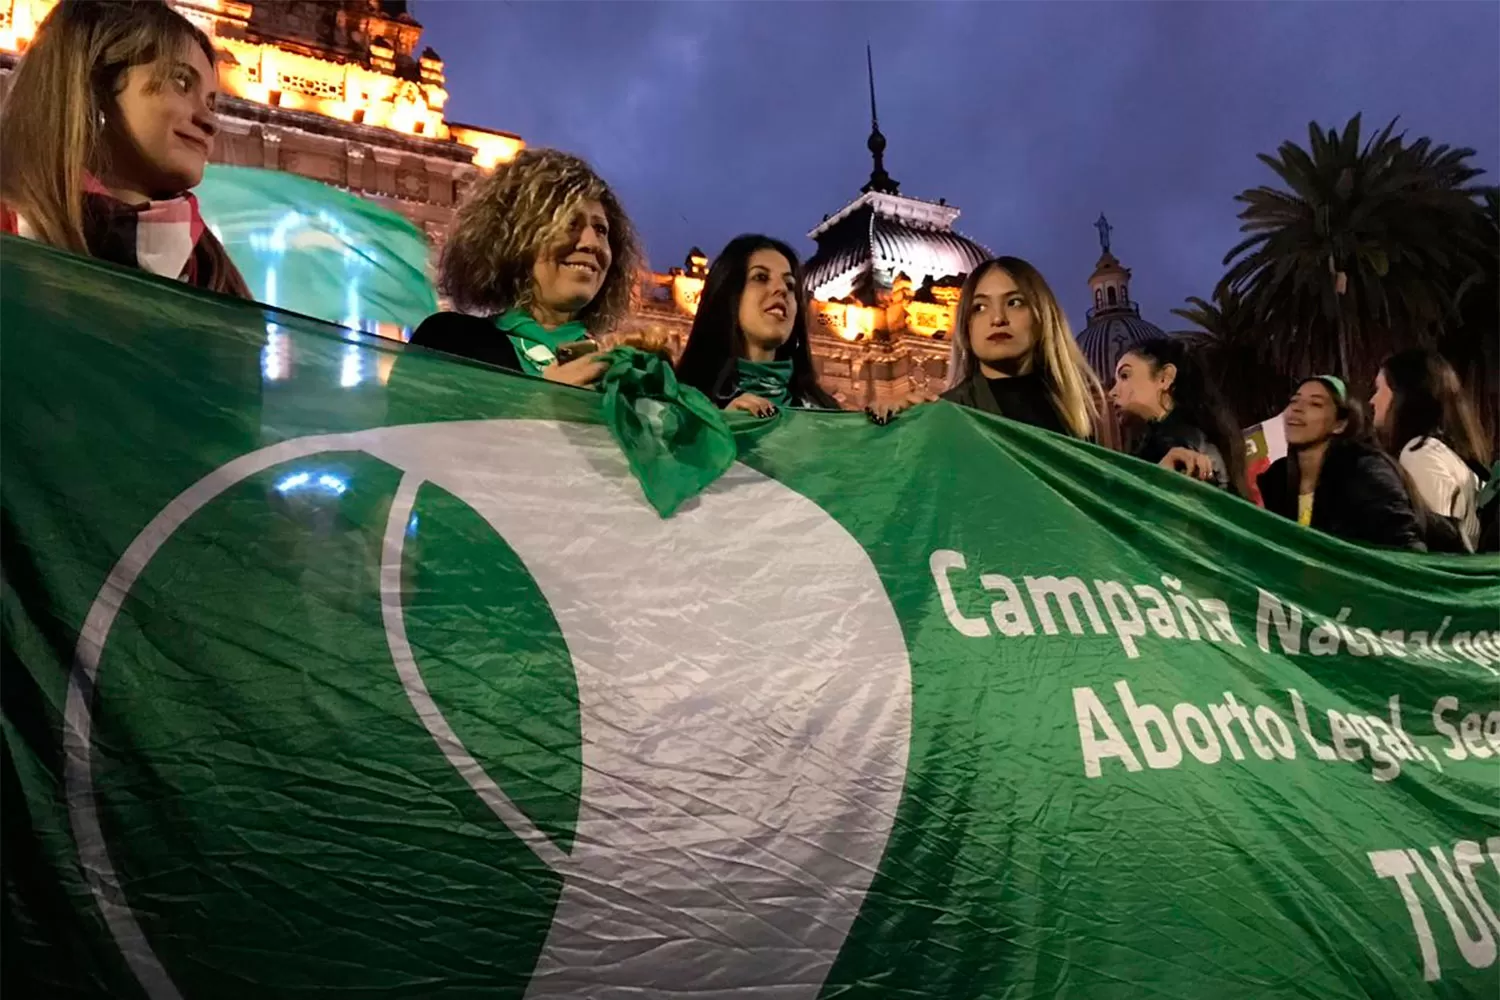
[3,238,1498,999]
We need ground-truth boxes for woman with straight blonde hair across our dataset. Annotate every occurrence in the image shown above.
[409,147,643,387]
[938,256,1102,438]
[0,0,249,297]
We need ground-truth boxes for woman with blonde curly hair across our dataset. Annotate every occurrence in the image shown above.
[409,148,642,387]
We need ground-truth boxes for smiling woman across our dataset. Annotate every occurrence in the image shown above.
[1258,376,1427,550]
[0,0,250,297]
[407,148,643,387]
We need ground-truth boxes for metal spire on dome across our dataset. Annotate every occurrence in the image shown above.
[861,45,900,195]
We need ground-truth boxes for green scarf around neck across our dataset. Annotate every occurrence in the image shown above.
[735,357,793,407]
[494,307,589,376]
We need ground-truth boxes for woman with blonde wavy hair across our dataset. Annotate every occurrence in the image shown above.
[939,256,1101,439]
[0,0,249,297]
[409,148,642,387]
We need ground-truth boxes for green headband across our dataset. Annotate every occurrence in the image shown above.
[1304,374,1348,404]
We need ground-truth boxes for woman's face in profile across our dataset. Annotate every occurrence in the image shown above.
[1111,352,1172,422]
[1369,369,1394,433]
[108,39,219,198]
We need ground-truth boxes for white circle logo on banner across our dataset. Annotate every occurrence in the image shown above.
[66,419,913,999]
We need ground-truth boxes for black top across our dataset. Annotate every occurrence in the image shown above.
[407,311,522,372]
[1259,440,1426,551]
[941,373,1068,435]
[1136,412,1230,491]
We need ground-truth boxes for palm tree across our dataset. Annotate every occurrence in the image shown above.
[1218,115,1490,391]
[1440,187,1500,452]
[1171,287,1287,425]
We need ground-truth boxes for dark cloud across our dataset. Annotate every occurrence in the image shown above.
[419,0,1500,326]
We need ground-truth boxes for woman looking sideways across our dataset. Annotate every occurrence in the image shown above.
[409,148,642,387]
[1259,376,1425,550]
[675,234,838,414]
[1110,338,1249,497]
[1370,348,1490,552]
[0,0,250,297]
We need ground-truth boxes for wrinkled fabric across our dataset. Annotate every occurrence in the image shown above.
[734,357,794,407]
[495,307,590,376]
[3,238,1499,1000]
[597,346,736,517]
[195,164,437,328]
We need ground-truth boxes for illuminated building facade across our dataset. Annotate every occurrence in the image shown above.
[2,7,1168,416]
[0,0,522,247]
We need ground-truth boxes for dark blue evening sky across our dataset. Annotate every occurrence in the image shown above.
[417,1,1500,327]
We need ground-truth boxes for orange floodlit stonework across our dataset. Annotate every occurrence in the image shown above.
[0,0,523,241]
[1,6,1164,411]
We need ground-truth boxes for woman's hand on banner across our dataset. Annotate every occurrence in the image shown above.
[544,355,609,387]
[1159,447,1215,482]
[868,390,938,426]
[726,393,778,418]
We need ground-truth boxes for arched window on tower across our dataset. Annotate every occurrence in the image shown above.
[1107,286,1118,306]
[1094,288,1103,308]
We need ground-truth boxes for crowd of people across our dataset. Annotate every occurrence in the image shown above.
[3,1,1495,555]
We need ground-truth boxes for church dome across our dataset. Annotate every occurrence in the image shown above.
[804,45,988,305]
[1076,309,1166,380]
[1074,215,1165,378]
[805,201,989,303]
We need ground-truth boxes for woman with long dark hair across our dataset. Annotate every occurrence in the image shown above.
[1110,338,1249,497]
[1370,348,1491,551]
[0,0,249,297]
[1259,376,1425,550]
[675,235,838,414]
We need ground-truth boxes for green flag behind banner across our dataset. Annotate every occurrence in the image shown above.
[3,236,1498,1000]
[195,164,438,331]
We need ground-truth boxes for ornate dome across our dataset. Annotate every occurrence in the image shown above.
[804,46,988,305]
[805,195,989,304]
[1074,215,1165,378]
[1076,309,1166,380]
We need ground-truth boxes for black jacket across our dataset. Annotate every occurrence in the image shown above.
[1137,413,1230,492]
[407,312,522,372]
[940,374,1070,436]
[1260,441,1426,551]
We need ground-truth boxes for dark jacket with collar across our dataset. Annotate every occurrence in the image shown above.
[1137,413,1230,492]
[1259,440,1426,551]
[940,374,1071,436]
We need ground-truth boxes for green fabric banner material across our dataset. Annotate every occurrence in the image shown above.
[195,165,438,331]
[3,237,1499,1000]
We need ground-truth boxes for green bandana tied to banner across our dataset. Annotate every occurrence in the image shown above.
[3,236,1499,1000]
[736,357,794,407]
[598,347,737,517]
[495,306,590,376]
